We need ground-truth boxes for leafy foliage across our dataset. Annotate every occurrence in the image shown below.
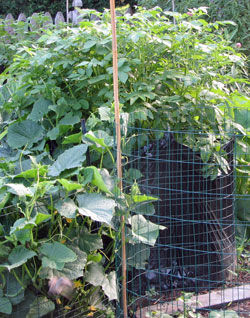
[0,6,249,317]
[139,0,250,56]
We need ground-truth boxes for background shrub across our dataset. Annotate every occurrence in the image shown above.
[138,0,250,56]
[0,0,136,18]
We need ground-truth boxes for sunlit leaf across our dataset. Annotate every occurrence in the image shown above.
[129,215,166,246]
[55,198,77,218]
[85,263,117,300]
[77,193,116,226]
[0,246,37,271]
[48,144,88,176]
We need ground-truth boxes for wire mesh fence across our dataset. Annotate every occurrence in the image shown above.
[116,105,250,317]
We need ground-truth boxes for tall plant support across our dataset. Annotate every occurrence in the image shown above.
[66,0,69,23]
[172,0,176,24]
[109,1,128,317]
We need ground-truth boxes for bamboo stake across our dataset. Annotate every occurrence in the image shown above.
[172,0,176,25]
[109,1,128,317]
[66,0,69,23]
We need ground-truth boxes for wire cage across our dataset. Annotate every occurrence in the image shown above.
[116,117,250,317]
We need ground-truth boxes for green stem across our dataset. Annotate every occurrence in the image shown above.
[46,115,55,128]
[24,263,41,292]
[98,224,104,236]
[107,147,115,164]
[65,219,75,238]
[48,195,54,238]
[0,272,6,289]
[12,269,26,289]
[100,151,104,169]
[59,71,75,98]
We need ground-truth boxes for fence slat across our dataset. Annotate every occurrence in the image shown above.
[30,13,39,31]
[17,13,27,22]
[43,12,53,29]
[72,0,83,6]
[5,13,14,34]
[16,13,28,36]
[55,12,65,25]
[71,0,83,25]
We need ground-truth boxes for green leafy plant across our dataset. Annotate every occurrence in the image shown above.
[139,0,250,58]
[0,6,249,316]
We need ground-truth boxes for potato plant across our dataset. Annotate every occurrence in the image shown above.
[0,6,249,317]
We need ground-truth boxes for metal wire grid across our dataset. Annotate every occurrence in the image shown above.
[116,117,250,317]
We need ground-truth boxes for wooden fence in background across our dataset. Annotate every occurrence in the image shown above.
[2,0,96,34]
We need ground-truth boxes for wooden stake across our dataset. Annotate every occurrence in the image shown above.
[109,1,128,317]
[66,0,69,23]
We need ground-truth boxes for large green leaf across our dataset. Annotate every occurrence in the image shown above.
[15,167,47,179]
[127,243,151,270]
[5,274,24,306]
[28,97,51,122]
[34,213,51,225]
[84,130,113,149]
[85,263,117,300]
[129,215,166,246]
[40,242,77,264]
[58,245,87,280]
[14,229,31,244]
[41,257,64,270]
[99,169,115,192]
[10,218,36,235]
[7,120,44,149]
[0,246,37,271]
[8,290,35,318]
[234,108,250,130]
[10,213,51,237]
[83,166,111,193]
[55,198,77,219]
[0,245,10,260]
[48,144,88,176]
[62,132,82,144]
[84,40,96,50]
[40,246,87,280]
[0,296,12,314]
[58,112,80,125]
[58,179,82,191]
[77,193,116,226]
[78,227,103,254]
[26,297,55,318]
[132,202,155,215]
[102,271,117,301]
[6,184,33,197]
